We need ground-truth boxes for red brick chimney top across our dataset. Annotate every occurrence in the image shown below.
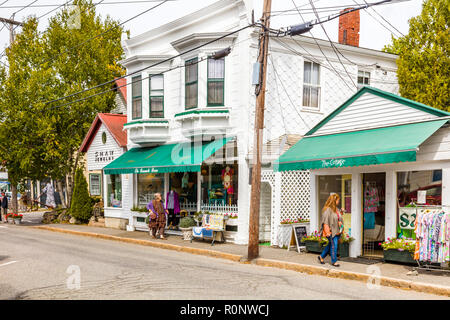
[338,8,360,47]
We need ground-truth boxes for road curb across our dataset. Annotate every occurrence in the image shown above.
[32,226,450,297]
[31,226,242,263]
[253,258,450,297]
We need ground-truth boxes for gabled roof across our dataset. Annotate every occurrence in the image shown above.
[79,113,127,153]
[114,78,127,102]
[305,86,450,136]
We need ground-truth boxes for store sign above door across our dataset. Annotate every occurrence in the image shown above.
[321,159,346,168]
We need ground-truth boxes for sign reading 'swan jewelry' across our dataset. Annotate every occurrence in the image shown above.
[95,150,115,163]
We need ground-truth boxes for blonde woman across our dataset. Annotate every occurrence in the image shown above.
[318,193,342,267]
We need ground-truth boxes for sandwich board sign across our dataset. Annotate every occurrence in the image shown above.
[288,224,309,253]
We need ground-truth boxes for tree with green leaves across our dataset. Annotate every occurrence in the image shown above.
[0,0,125,211]
[383,0,449,111]
[69,168,92,223]
[0,18,57,212]
[42,0,125,207]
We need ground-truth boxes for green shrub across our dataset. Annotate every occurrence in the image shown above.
[69,168,93,223]
[179,216,196,228]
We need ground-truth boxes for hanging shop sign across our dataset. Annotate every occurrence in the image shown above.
[95,150,115,163]
[398,207,416,230]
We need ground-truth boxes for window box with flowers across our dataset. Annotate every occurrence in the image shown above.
[223,213,238,226]
[337,233,354,258]
[6,213,14,224]
[380,237,416,264]
[301,231,328,253]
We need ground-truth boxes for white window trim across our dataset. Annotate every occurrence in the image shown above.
[302,60,321,110]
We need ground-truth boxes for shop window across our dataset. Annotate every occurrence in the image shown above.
[169,172,198,204]
[132,75,142,119]
[89,174,101,196]
[357,70,370,89]
[137,173,165,207]
[303,61,320,108]
[397,170,442,239]
[201,163,238,206]
[106,174,122,208]
[149,74,164,118]
[318,175,352,235]
[185,58,198,109]
[207,58,225,106]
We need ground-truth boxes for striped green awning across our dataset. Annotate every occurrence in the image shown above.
[275,120,448,171]
[104,137,232,174]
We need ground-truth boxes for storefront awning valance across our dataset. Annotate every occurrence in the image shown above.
[104,137,233,175]
[275,120,448,171]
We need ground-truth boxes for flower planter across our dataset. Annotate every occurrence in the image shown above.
[7,217,13,224]
[226,218,238,226]
[338,242,349,258]
[304,240,325,253]
[179,227,193,241]
[14,219,21,225]
[383,249,415,264]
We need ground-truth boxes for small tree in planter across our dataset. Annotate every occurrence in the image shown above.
[69,168,93,224]
[179,216,196,241]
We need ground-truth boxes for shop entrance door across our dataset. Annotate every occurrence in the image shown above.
[362,173,386,258]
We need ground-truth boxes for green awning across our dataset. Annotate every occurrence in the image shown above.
[275,120,448,171]
[104,137,232,174]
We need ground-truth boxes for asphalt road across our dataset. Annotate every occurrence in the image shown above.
[0,224,447,300]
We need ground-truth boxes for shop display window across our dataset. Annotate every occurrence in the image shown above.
[318,175,352,235]
[106,174,122,208]
[137,173,165,207]
[397,170,442,239]
[201,163,238,206]
[169,172,198,204]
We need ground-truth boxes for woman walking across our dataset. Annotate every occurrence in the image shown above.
[318,193,343,267]
[147,193,168,240]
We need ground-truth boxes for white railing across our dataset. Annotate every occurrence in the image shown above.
[180,202,197,212]
[201,203,238,214]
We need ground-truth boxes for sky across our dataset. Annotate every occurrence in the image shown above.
[0,0,423,64]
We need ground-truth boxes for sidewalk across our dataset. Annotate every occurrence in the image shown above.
[25,222,450,297]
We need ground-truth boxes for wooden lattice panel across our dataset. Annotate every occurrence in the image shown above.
[280,171,311,221]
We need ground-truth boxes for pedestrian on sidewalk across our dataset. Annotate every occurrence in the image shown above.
[147,193,168,240]
[318,193,342,267]
[1,191,8,223]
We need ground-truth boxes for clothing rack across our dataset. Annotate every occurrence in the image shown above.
[412,208,450,274]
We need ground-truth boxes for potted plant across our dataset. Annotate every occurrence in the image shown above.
[179,216,196,241]
[226,213,238,226]
[338,233,354,258]
[13,213,23,225]
[380,237,416,264]
[6,213,14,224]
[302,231,328,253]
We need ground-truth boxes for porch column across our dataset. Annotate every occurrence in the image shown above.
[385,170,397,241]
[309,172,319,234]
[272,171,282,246]
[350,173,362,258]
[164,172,169,201]
[197,171,201,212]
[442,168,450,213]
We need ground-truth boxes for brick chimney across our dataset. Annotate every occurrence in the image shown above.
[338,8,360,47]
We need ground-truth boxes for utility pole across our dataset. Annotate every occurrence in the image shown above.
[0,15,22,45]
[248,0,272,261]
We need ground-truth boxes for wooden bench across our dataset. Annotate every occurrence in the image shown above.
[191,213,226,246]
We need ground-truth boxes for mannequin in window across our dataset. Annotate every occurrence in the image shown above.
[166,188,180,229]
[222,166,234,205]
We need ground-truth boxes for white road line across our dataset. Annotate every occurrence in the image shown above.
[0,261,17,267]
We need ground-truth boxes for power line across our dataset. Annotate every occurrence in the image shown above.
[308,0,357,88]
[272,37,399,84]
[288,0,354,91]
[44,23,255,107]
[46,33,254,111]
[38,0,169,67]
[0,0,179,9]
